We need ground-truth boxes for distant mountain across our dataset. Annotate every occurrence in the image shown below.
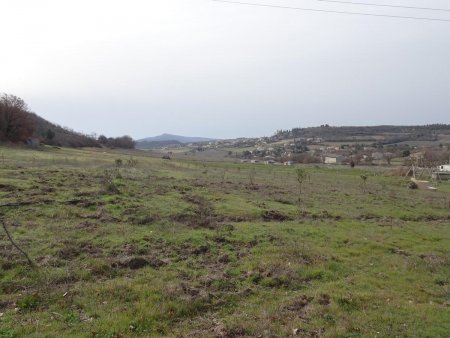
[136,139,183,149]
[138,134,216,144]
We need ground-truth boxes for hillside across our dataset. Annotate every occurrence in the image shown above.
[30,113,100,148]
[275,124,450,144]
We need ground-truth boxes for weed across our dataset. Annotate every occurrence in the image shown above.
[360,174,368,192]
[248,167,256,186]
[101,170,120,194]
[64,311,81,324]
[0,330,16,338]
[16,294,41,311]
[337,296,359,312]
[126,157,137,167]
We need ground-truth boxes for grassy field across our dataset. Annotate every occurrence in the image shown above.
[0,146,449,338]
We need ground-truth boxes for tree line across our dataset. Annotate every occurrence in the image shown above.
[97,135,135,149]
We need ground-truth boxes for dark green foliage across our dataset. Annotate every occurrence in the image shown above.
[16,294,41,311]
[0,330,16,338]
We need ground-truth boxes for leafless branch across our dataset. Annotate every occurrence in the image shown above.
[1,219,35,268]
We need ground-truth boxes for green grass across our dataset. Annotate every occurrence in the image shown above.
[0,145,449,337]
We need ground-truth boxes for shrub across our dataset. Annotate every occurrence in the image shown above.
[408,181,418,189]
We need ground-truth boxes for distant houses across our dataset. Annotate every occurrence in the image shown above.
[437,165,450,172]
[432,164,450,180]
[324,155,345,164]
[208,131,449,169]
[241,158,282,165]
[371,152,384,161]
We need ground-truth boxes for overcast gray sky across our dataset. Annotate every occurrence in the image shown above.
[1,0,450,139]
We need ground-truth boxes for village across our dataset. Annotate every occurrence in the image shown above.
[161,132,450,181]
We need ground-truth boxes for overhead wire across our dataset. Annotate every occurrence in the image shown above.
[309,0,450,13]
[211,0,450,22]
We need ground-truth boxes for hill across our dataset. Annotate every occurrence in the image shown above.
[274,124,450,144]
[1,93,137,149]
[138,133,215,144]
[1,93,100,147]
[30,113,100,148]
[136,139,183,149]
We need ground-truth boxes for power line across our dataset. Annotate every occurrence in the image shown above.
[212,0,450,22]
[310,0,450,13]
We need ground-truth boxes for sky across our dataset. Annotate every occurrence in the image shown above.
[1,0,450,139]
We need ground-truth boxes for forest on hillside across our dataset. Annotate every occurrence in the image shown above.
[0,93,135,149]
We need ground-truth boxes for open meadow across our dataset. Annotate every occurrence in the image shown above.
[0,146,449,337]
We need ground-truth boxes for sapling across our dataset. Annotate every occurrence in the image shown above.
[295,168,308,195]
[248,167,256,187]
[360,174,368,193]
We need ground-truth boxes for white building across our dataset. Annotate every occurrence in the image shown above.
[432,165,450,180]
[437,165,450,172]
[371,152,384,160]
[324,155,345,164]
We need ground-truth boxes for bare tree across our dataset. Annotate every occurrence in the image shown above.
[383,153,394,165]
[0,93,35,143]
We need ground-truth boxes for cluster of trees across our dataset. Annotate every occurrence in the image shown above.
[97,135,135,149]
[0,94,35,142]
[290,153,321,164]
